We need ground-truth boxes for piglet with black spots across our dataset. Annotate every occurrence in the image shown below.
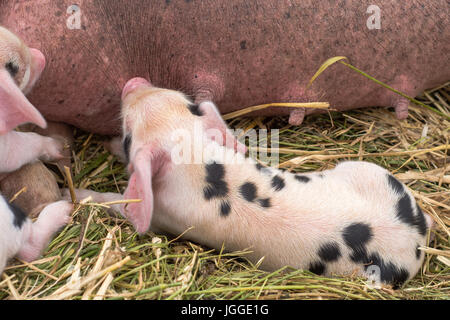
[0,26,72,274]
[75,78,434,288]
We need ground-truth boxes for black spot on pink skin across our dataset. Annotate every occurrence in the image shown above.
[295,175,310,183]
[240,40,247,50]
[342,224,410,288]
[349,247,370,264]
[187,104,204,116]
[343,223,373,263]
[203,162,228,200]
[363,252,409,289]
[206,162,225,183]
[396,194,416,226]
[413,203,428,236]
[415,244,421,260]
[255,162,272,175]
[343,223,373,250]
[309,261,325,275]
[220,200,231,217]
[8,202,27,229]
[123,134,132,163]
[5,61,19,77]
[318,242,342,262]
[203,186,219,200]
[240,182,257,202]
[271,175,285,191]
[387,175,404,195]
[258,198,271,208]
[388,175,427,236]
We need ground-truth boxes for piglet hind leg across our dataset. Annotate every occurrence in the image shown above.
[62,188,124,217]
[16,201,72,262]
[32,121,75,170]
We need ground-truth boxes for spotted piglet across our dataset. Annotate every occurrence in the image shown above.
[81,78,433,288]
[0,26,72,273]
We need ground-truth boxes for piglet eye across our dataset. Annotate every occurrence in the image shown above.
[187,103,204,117]
[5,61,19,77]
[123,134,132,163]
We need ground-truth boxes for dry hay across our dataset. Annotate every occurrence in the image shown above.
[1,83,448,300]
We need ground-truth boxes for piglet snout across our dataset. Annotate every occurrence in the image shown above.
[122,77,152,100]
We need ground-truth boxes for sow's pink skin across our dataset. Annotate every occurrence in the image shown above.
[70,78,433,288]
[0,27,72,274]
[2,1,449,135]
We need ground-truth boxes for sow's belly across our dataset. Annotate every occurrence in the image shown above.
[2,1,449,134]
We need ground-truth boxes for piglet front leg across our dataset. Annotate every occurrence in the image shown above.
[30,121,75,170]
[62,188,124,217]
[16,201,72,262]
[0,131,63,173]
[62,189,168,235]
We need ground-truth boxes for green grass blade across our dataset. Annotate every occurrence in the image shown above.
[309,56,450,120]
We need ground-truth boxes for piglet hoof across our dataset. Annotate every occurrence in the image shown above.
[40,136,65,162]
[37,201,73,232]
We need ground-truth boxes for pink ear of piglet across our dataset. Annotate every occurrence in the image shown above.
[122,147,155,234]
[0,69,46,134]
[198,101,248,155]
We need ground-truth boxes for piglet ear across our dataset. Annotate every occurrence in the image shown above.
[122,147,154,234]
[21,48,46,94]
[198,101,247,154]
[0,69,46,134]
